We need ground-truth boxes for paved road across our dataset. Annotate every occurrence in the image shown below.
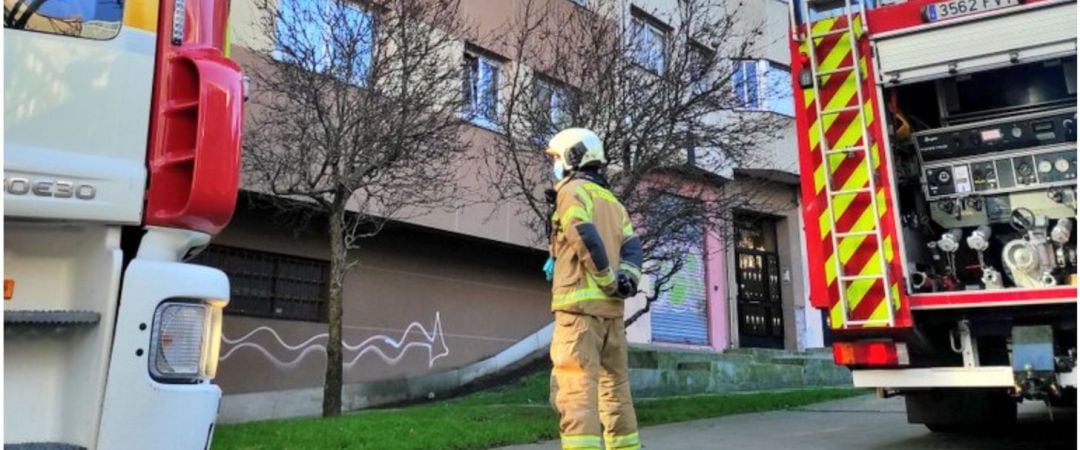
[495,395,1077,450]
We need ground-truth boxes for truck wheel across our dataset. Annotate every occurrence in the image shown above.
[1048,387,1077,407]
[905,389,1017,432]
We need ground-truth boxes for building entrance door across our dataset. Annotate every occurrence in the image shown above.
[735,214,784,349]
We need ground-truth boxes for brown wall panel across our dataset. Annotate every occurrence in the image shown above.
[212,205,551,394]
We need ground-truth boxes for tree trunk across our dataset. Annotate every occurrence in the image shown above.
[322,205,347,417]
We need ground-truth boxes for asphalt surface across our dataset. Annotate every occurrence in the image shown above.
[495,394,1077,450]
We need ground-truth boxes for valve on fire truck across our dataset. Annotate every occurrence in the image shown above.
[1050,218,1076,271]
[938,229,963,278]
[924,241,957,291]
[967,225,1003,290]
[1003,208,1058,288]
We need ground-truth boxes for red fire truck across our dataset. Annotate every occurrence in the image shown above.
[788,0,1077,430]
[4,0,243,447]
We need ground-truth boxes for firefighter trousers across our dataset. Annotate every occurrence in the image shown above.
[550,311,640,450]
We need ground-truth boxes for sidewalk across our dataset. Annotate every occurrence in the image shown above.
[493,395,1075,450]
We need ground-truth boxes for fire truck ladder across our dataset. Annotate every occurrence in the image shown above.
[799,0,895,328]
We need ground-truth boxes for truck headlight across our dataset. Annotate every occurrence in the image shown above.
[149,301,223,382]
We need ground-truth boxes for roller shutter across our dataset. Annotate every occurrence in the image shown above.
[651,242,710,345]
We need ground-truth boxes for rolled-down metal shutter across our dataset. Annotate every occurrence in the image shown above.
[651,245,709,345]
[874,1,1076,85]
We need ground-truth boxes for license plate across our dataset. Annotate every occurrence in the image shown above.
[923,0,1020,22]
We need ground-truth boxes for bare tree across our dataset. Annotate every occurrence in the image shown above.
[245,0,473,416]
[480,0,792,324]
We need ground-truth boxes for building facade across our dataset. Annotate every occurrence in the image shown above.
[619,0,826,353]
[208,0,824,423]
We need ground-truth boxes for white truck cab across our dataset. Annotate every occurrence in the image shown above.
[4,0,244,448]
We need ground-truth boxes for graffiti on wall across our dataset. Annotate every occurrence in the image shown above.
[219,312,449,370]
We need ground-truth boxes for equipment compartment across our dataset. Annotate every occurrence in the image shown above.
[884,56,1078,293]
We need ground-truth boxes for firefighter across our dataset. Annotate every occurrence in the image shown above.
[544,128,644,450]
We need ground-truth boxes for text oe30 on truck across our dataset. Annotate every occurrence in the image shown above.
[788,0,1078,430]
[4,0,244,448]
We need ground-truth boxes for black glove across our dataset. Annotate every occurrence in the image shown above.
[615,271,638,299]
[544,188,557,207]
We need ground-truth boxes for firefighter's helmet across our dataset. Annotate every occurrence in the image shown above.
[545,128,606,172]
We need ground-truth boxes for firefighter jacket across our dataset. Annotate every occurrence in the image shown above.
[549,172,643,318]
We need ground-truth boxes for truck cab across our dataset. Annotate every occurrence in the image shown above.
[4,0,243,447]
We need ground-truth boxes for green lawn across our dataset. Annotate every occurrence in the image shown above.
[212,373,863,450]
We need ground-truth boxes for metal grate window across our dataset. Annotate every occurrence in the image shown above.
[191,245,329,322]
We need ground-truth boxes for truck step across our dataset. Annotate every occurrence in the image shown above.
[821,105,862,116]
[5,443,87,450]
[4,310,100,327]
[824,145,868,156]
[816,65,858,77]
[839,274,886,282]
[812,28,853,39]
[834,229,879,238]
[830,187,873,196]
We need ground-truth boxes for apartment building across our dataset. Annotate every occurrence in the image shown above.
[205,0,823,423]
[617,0,825,352]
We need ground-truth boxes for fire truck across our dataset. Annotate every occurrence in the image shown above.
[4,0,243,448]
[788,0,1077,430]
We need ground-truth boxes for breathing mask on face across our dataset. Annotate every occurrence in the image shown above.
[553,159,565,181]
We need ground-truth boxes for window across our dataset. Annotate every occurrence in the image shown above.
[532,77,574,143]
[630,9,668,74]
[733,60,795,116]
[733,60,760,109]
[735,214,778,252]
[191,245,329,322]
[464,50,502,128]
[688,43,715,94]
[4,0,123,39]
[274,0,375,86]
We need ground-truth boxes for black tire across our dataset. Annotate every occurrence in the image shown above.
[1048,387,1077,407]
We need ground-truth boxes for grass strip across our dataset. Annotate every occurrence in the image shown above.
[213,373,863,450]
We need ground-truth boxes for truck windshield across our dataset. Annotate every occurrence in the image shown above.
[4,0,123,40]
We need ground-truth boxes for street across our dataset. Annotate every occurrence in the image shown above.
[496,395,1078,450]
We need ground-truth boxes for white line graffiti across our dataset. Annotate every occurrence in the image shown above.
[220,312,450,370]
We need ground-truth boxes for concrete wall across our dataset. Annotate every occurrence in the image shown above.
[210,204,552,420]
[706,227,730,351]
[797,207,827,350]
[628,345,850,396]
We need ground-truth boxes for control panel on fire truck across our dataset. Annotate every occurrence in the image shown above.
[888,56,1077,292]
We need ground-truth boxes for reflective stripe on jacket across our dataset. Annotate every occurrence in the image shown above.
[549,176,642,318]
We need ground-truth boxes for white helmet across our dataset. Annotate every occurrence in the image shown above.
[545,128,606,172]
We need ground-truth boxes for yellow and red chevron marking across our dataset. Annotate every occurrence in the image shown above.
[790,14,912,330]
